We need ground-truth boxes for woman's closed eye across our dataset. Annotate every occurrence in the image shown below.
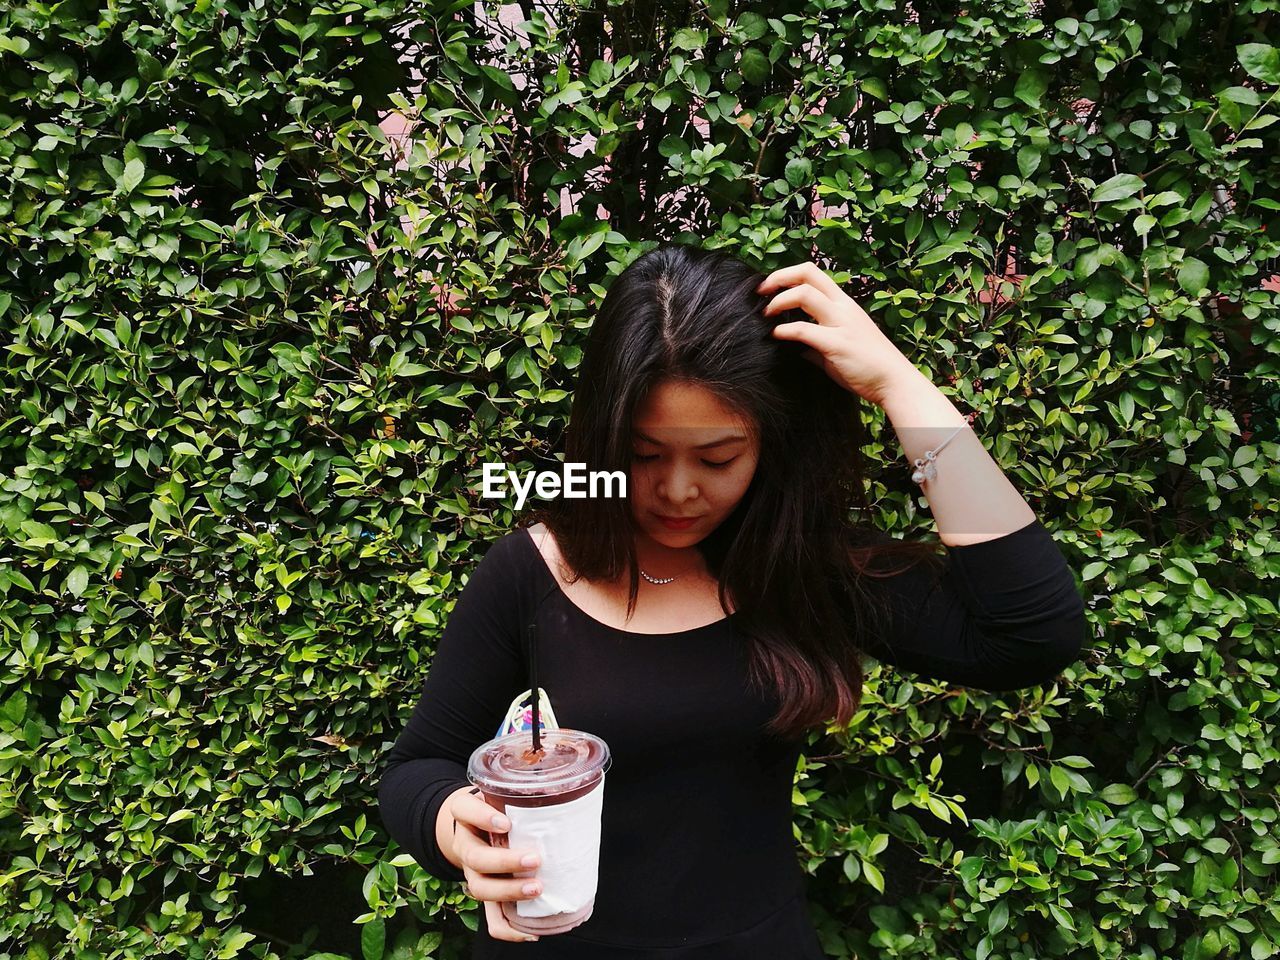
[632,453,737,469]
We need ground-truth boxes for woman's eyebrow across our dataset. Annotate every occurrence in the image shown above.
[633,430,747,449]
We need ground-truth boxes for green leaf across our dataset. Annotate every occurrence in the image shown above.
[1192,857,1214,898]
[861,858,884,893]
[136,48,165,83]
[988,899,1009,936]
[1057,755,1093,769]
[1100,783,1138,804]
[904,209,923,243]
[740,48,770,85]
[522,354,543,388]
[658,134,688,158]
[1177,257,1210,296]
[842,853,860,882]
[1118,392,1135,422]
[916,239,966,266]
[215,932,256,959]
[671,28,706,51]
[0,33,31,55]
[1081,561,1107,580]
[1015,68,1048,108]
[67,566,89,598]
[736,12,768,40]
[414,933,444,956]
[0,690,27,727]
[1238,43,1280,84]
[362,917,386,960]
[1220,85,1262,107]
[784,157,812,187]
[118,157,146,195]
[957,856,984,885]
[1091,173,1145,203]
[1233,445,1257,467]
[1050,764,1070,798]
[1017,145,1042,178]
[1048,902,1077,932]
[854,77,886,104]
[1187,124,1217,158]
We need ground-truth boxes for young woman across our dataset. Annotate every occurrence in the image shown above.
[379,245,1087,958]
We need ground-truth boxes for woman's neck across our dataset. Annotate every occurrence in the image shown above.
[632,530,708,580]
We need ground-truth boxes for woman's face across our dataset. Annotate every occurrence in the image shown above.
[628,379,760,547]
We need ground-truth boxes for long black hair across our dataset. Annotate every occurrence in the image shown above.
[522,243,944,740]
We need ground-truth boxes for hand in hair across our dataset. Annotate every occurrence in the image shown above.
[758,261,920,408]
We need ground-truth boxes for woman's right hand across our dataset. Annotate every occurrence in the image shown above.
[446,787,545,943]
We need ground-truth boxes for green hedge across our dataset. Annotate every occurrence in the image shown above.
[1,0,1278,958]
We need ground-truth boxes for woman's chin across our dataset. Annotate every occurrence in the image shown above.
[641,522,707,546]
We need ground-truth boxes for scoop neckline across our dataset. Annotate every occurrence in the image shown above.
[519,527,736,638]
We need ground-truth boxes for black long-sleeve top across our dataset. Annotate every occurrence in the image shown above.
[377,518,1087,958]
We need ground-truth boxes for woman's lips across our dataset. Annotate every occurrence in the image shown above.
[655,514,700,530]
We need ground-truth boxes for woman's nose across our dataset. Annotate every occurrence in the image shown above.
[657,466,698,503]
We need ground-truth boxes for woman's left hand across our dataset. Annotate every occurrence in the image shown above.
[758,261,920,408]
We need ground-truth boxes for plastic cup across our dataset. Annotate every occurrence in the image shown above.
[467,729,611,936]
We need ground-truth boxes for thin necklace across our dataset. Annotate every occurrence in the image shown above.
[640,568,678,585]
[640,560,704,585]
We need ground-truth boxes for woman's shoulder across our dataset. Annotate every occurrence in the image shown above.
[479,523,533,566]
[521,521,553,558]
[507,522,587,596]
[515,522,565,582]
[478,523,554,581]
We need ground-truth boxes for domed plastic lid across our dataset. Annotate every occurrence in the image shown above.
[468,729,611,798]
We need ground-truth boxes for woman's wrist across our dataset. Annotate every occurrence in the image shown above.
[873,362,935,415]
[875,363,1037,546]
[435,785,472,871]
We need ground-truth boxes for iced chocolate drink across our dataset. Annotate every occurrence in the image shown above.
[467,729,611,936]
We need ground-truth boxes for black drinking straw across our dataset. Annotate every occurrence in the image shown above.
[528,621,541,752]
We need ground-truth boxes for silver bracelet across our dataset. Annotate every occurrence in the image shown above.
[910,422,968,484]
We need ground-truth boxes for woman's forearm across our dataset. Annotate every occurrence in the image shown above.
[878,366,1037,548]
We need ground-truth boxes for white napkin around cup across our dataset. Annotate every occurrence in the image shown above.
[508,773,606,918]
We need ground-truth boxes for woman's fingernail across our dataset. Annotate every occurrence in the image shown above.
[523,882,540,895]
[521,854,540,867]
[525,936,540,942]
[492,814,510,830]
